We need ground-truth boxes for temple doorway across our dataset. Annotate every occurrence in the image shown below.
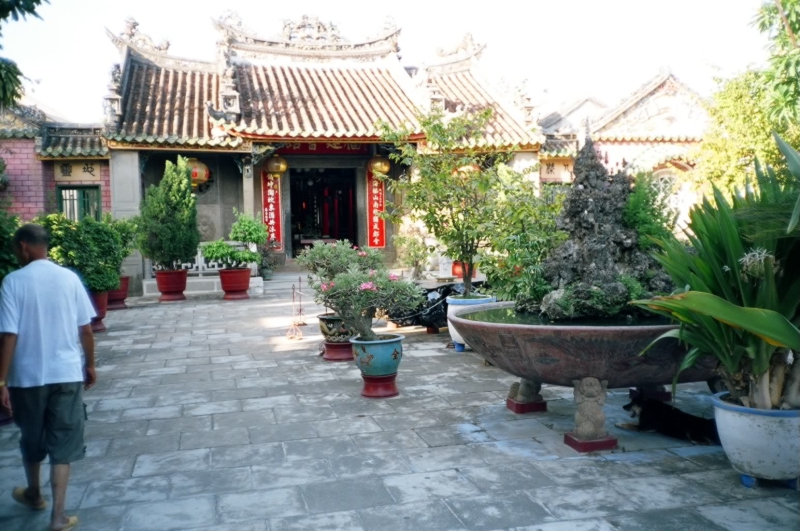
[289,168,358,256]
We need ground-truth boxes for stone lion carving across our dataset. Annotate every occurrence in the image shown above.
[508,378,543,403]
[197,214,216,242]
[573,377,608,440]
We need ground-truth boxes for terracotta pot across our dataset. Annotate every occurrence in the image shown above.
[451,261,477,279]
[155,269,188,302]
[108,276,130,310]
[219,268,251,300]
[89,291,108,333]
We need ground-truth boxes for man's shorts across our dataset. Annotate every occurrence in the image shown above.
[9,382,86,465]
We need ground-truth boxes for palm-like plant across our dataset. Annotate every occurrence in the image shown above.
[632,135,800,410]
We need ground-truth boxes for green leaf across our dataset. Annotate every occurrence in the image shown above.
[773,132,800,232]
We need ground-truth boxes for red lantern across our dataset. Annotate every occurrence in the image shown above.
[187,158,210,188]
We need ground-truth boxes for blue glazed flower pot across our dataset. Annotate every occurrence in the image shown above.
[350,334,405,398]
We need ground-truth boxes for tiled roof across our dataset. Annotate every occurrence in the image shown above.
[594,133,702,142]
[0,128,37,139]
[540,137,578,158]
[230,64,421,139]
[36,126,108,159]
[109,60,244,148]
[431,71,540,148]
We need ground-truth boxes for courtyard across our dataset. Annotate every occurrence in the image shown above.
[1,279,798,531]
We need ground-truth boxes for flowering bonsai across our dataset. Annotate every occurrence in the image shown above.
[312,268,424,341]
[202,210,267,269]
[296,239,383,282]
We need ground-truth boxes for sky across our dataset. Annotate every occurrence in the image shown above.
[3,0,771,123]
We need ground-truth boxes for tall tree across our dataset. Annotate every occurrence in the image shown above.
[0,0,47,107]
[756,0,800,123]
[694,69,800,189]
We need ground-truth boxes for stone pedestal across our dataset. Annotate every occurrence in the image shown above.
[564,433,618,452]
[568,377,616,453]
[506,378,547,414]
[361,374,399,398]
[506,397,547,414]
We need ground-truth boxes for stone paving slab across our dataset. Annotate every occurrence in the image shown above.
[0,295,798,530]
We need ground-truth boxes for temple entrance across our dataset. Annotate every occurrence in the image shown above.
[289,168,358,257]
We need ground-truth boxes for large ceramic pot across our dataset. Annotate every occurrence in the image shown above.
[446,294,496,351]
[350,334,404,398]
[155,269,188,302]
[219,268,251,300]
[712,392,800,488]
[107,276,130,311]
[318,313,355,362]
[89,291,108,333]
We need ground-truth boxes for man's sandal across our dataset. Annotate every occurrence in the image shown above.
[51,515,79,531]
[11,487,47,510]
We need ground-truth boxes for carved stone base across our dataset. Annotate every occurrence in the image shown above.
[564,433,618,452]
[361,373,399,398]
[322,341,354,362]
[506,397,547,414]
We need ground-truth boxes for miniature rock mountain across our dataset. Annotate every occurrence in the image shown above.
[535,138,673,320]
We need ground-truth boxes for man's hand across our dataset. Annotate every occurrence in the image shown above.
[0,386,11,416]
[84,366,96,390]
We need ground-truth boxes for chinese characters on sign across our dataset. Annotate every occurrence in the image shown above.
[54,161,101,182]
[366,170,385,248]
[277,143,370,155]
[261,171,283,251]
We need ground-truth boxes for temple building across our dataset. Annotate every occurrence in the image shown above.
[0,14,708,296]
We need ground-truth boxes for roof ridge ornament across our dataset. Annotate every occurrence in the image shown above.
[277,15,348,44]
[103,64,123,132]
[437,33,482,59]
[115,17,170,53]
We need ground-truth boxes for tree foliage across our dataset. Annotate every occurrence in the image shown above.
[694,69,800,189]
[622,172,678,249]
[379,108,520,297]
[0,0,47,107]
[136,156,200,269]
[0,199,18,283]
[756,0,800,124]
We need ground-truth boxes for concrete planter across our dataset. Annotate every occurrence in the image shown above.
[712,392,800,487]
[446,295,496,351]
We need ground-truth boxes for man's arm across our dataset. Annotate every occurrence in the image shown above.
[0,333,17,413]
[79,325,96,390]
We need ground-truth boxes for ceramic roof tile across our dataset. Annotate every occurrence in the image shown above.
[36,126,109,159]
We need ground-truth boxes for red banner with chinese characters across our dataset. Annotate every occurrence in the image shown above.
[277,142,370,155]
[261,171,283,251]
[366,170,385,248]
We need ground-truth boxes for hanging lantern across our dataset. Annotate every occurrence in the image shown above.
[368,155,391,175]
[266,154,288,176]
[187,158,211,189]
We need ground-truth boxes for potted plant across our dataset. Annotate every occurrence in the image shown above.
[311,266,424,397]
[201,210,266,300]
[632,136,800,488]
[259,239,280,280]
[104,215,138,310]
[379,109,518,351]
[38,214,125,333]
[136,156,200,302]
[296,240,384,361]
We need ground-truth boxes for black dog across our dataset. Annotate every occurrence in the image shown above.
[620,394,720,445]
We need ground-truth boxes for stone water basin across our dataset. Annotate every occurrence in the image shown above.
[449,302,718,452]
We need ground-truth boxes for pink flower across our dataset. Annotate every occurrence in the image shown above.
[359,282,378,291]
[389,273,399,281]
[369,269,377,276]
[358,251,367,257]
[320,282,335,292]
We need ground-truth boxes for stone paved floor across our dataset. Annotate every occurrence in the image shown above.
[1,285,799,531]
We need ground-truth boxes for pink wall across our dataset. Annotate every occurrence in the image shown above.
[0,139,46,219]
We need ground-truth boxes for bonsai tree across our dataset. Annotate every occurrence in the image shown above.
[632,135,800,410]
[296,240,383,282]
[259,239,281,276]
[379,107,517,297]
[202,210,267,269]
[311,267,425,341]
[392,227,431,280]
[136,156,200,269]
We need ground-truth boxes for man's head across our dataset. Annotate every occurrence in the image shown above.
[12,224,49,266]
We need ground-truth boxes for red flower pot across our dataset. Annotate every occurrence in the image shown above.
[155,269,188,302]
[451,261,477,279]
[219,268,251,300]
[108,276,130,310]
[89,291,108,333]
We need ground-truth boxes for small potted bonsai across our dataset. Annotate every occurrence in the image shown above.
[311,266,424,397]
[259,239,280,281]
[104,215,138,310]
[296,240,383,361]
[632,135,800,488]
[201,209,266,300]
[136,156,200,302]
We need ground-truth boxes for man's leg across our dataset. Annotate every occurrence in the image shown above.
[22,460,44,505]
[50,464,71,530]
[9,386,48,508]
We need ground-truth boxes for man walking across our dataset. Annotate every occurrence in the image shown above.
[0,224,96,531]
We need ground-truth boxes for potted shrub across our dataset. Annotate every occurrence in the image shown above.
[0,200,17,426]
[296,240,384,361]
[104,215,138,310]
[632,136,800,488]
[259,239,280,281]
[201,210,266,300]
[379,109,521,351]
[136,156,200,302]
[311,267,424,397]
